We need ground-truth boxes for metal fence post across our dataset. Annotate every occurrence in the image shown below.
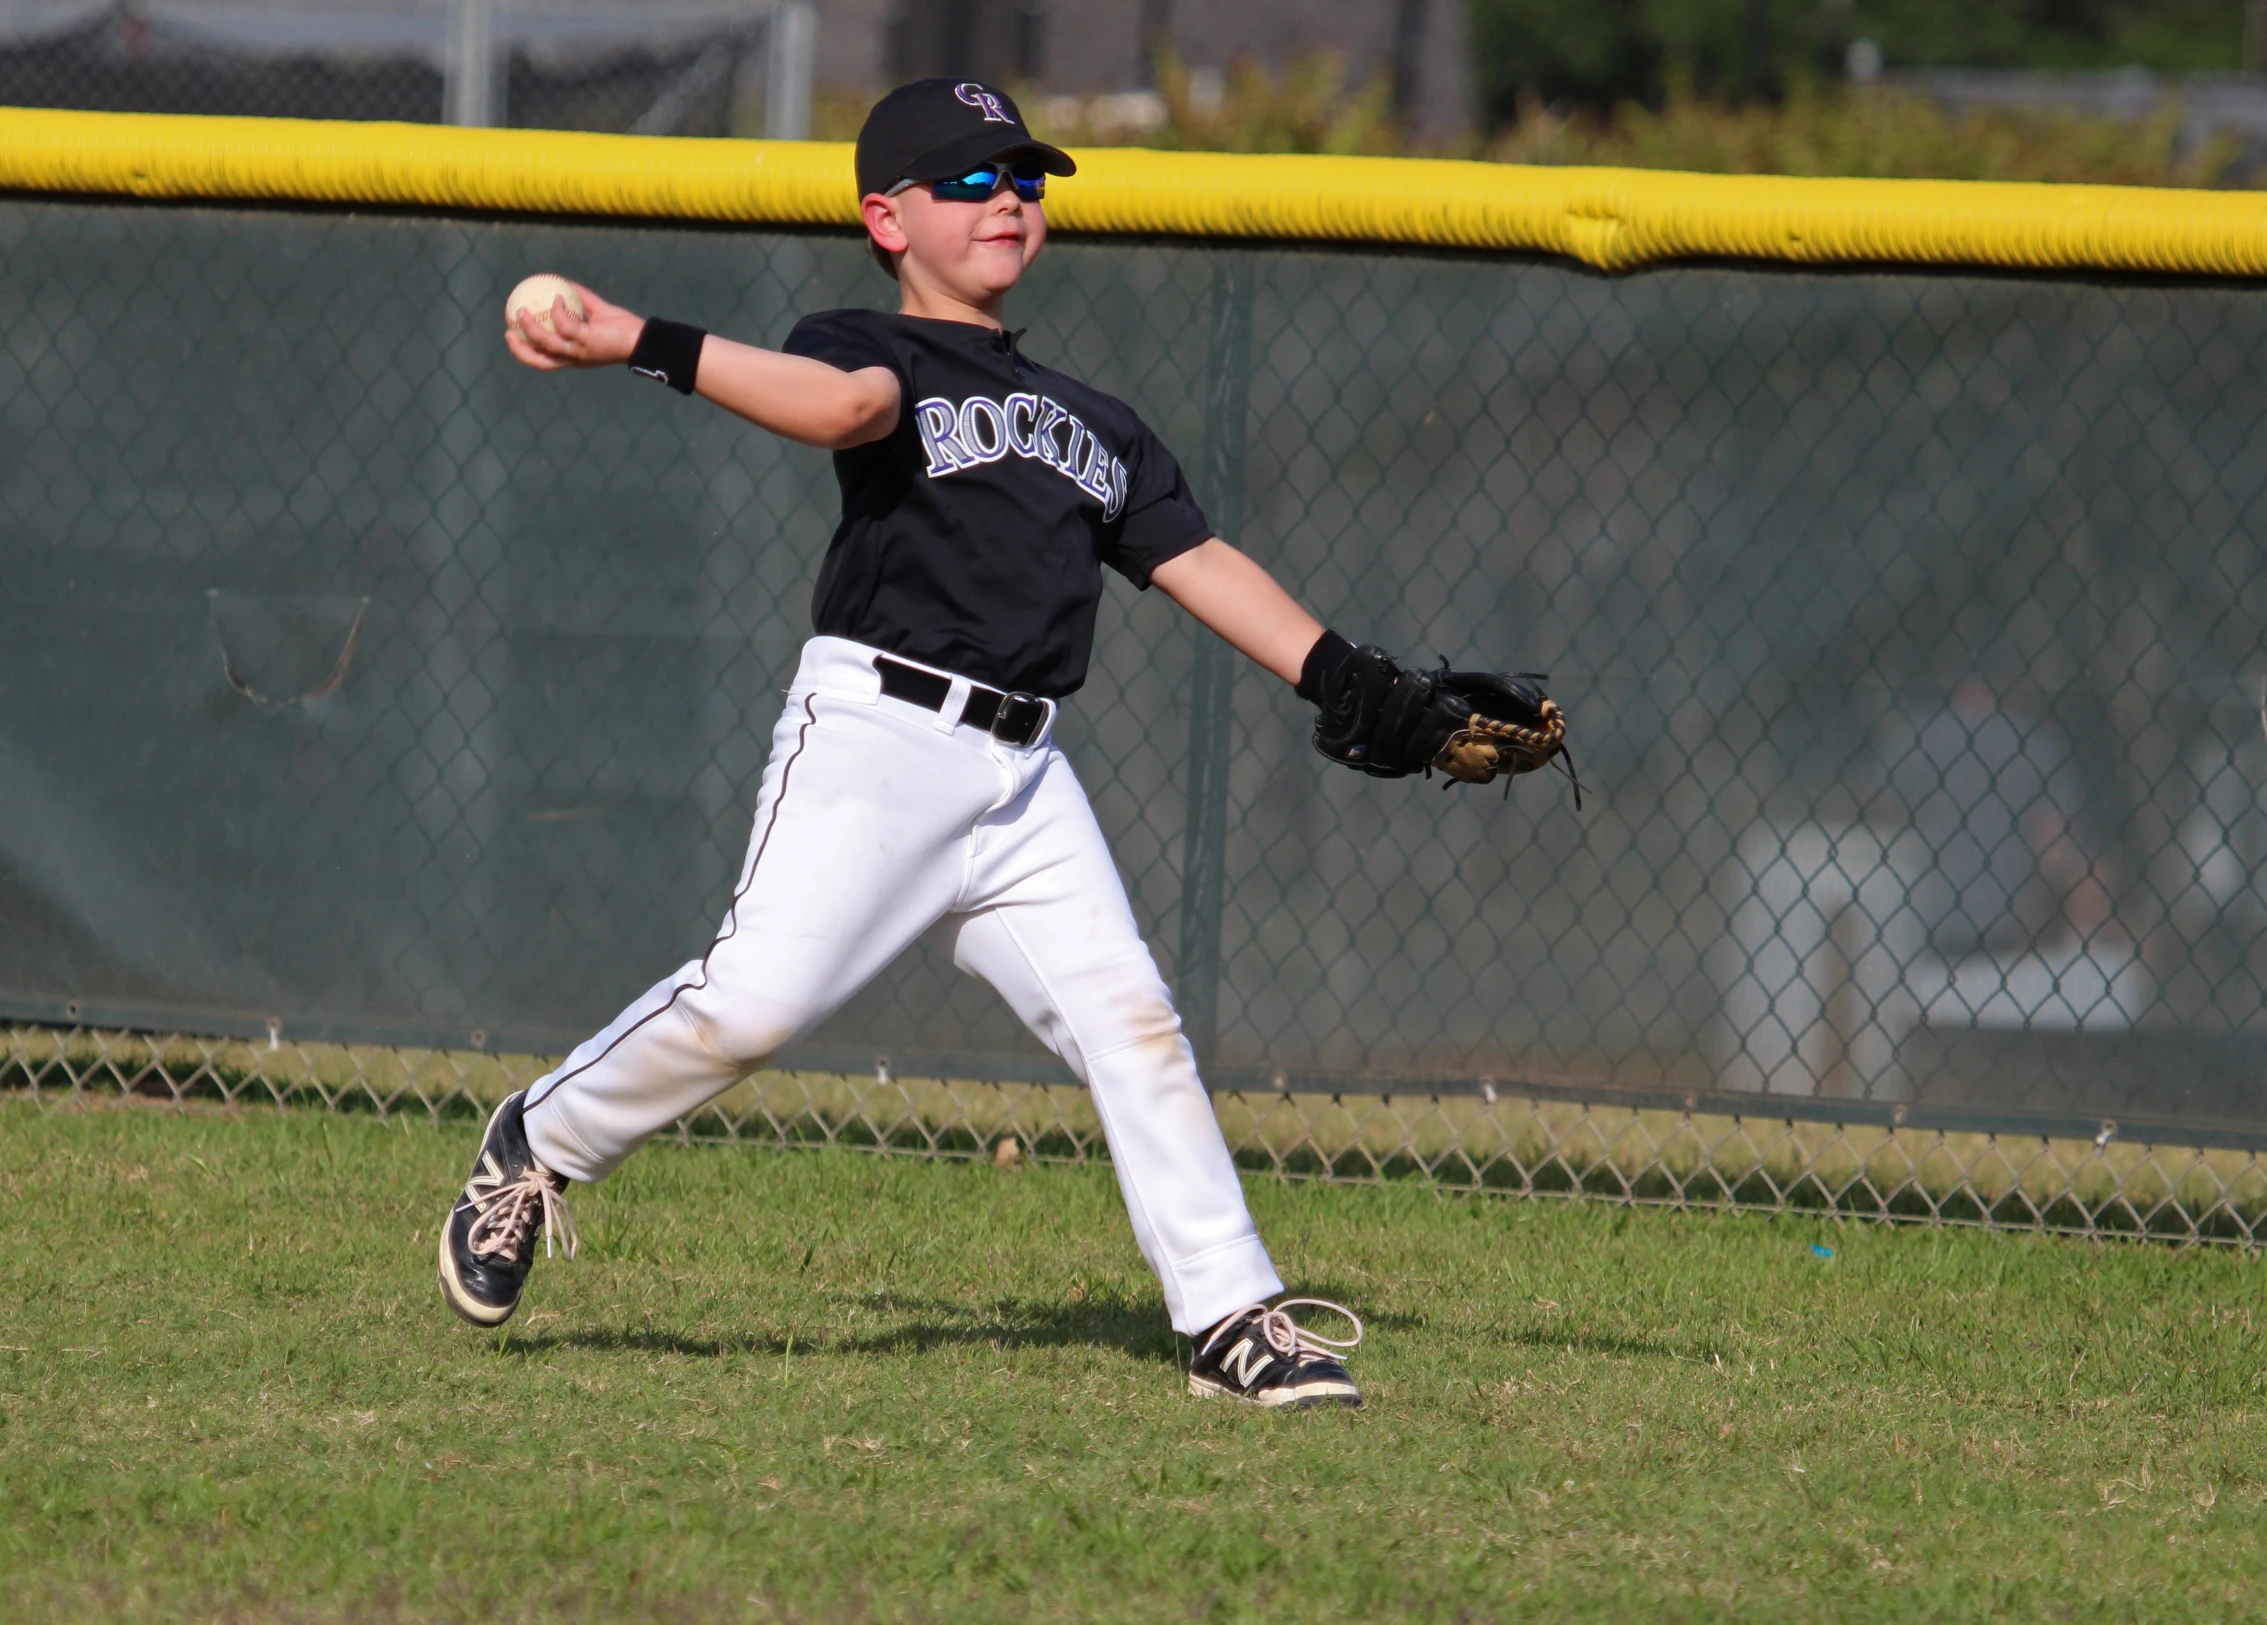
[1177,253,1252,1067]
[443,0,499,128]
[764,3,816,141]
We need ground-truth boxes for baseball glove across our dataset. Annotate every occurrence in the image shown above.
[1309,644,1577,802]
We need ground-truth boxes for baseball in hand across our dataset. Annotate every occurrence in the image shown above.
[504,273,586,334]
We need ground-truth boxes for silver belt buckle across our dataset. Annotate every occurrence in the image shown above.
[991,691,1046,747]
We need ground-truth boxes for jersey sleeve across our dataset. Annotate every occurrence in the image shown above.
[1104,417,1213,588]
[781,308,902,377]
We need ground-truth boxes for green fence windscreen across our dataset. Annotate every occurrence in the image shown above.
[7,198,2267,1146]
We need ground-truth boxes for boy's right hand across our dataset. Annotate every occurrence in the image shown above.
[505,280,643,372]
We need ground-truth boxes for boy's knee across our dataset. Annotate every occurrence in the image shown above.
[1080,977,1190,1066]
[673,993,796,1070]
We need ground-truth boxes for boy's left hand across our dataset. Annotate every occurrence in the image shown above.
[505,280,644,371]
[1310,647,1576,803]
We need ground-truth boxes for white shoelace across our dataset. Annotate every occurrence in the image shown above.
[1203,1297,1364,1364]
[464,1164,578,1263]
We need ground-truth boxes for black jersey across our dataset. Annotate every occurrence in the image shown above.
[781,308,1212,698]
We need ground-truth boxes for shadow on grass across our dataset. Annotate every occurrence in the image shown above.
[497,1289,1420,1367]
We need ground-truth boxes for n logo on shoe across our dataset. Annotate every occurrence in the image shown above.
[1223,1338,1272,1389]
[464,1152,504,1203]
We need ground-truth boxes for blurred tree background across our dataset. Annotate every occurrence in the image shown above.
[1466,0,2246,120]
[1460,0,2256,183]
[1002,4,2262,186]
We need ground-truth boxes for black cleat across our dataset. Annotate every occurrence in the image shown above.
[437,1091,576,1327]
[1188,1298,1363,1409]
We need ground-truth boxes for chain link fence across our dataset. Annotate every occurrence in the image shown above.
[8,193,2267,1239]
[13,1024,2267,1243]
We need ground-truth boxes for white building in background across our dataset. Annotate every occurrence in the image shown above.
[1709,821,2152,1101]
[1709,683,2153,1102]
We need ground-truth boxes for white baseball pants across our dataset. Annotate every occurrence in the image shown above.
[520,634,1284,1334]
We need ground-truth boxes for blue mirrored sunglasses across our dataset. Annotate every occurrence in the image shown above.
[887,165,1046,204]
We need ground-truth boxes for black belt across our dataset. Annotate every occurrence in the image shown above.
[874,656,1051,748]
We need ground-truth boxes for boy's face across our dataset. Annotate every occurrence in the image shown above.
[862,181,1045,304]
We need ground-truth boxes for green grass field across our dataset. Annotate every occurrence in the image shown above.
[4,1101,2264,1622]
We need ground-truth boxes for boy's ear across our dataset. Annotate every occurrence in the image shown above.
[861,193,910,259]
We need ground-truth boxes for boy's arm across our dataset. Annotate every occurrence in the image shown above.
[506,282,900,450]
[1149,538,1324,685]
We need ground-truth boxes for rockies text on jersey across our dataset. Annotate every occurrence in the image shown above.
[782,309,1212,697]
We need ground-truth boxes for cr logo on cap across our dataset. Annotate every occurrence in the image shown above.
[955,82,1013,124]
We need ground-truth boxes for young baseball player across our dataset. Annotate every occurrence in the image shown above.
[437,78,1564,1408]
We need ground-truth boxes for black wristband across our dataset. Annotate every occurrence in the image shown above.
[1295,629,1358,703]
[627,318,707,395]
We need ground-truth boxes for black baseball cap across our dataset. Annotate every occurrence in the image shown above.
[854,78,1075,201]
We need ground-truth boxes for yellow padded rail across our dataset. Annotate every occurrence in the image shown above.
[0,109,858,227]
[6,105,2267,277]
